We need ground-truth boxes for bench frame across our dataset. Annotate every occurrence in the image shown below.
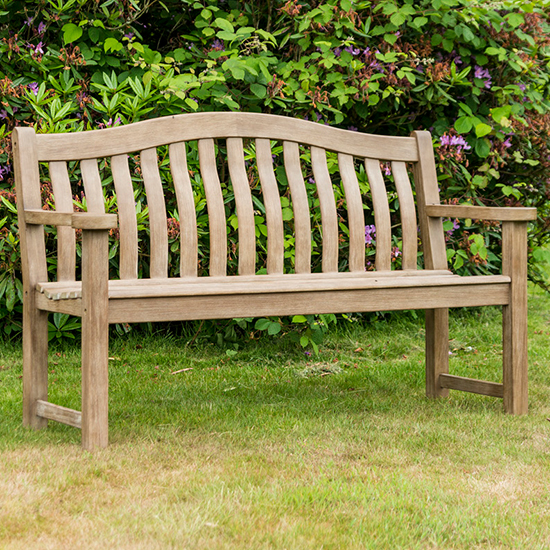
[13,113,536,449]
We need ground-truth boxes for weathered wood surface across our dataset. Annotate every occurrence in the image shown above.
[14,112,535,450]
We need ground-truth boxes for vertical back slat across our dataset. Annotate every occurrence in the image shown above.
[311,146,338,273]
[49,161,76,281]
[169,142,198,278]
[392,161,418,270]
[283,141,311,274]
[256,139,284,274]
[111,154,138,280]
[338,154,365,273]
[141,148,168,279]
[227,138,256,275]
[365,158,391,271]
[411,130,447,270]
[198,139,227,277]
[80,159,105,213]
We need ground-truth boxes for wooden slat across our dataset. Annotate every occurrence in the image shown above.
[311,146,338,273]
[80,159,105,213]
[107,284,510,325]
[36,399,82,429]
[283,141,311,274]
[426,309,449,399]
[256,139,284,274]
[226,138,255,275]
[425,204,537,222]
[49,161,76,281]
[392,161,418,270]
[198,139,227,277]
[365,159,391,271]
[36,112,420,162]
[169,142,198,277]
[141,148,168,279]
[71,213,117,230]
[410,131,447,270]
[111,154,138,279]
[338,154,365,272]
[25,210,73,226]
[502,221,529,414]
[37,273,510,300]
[439,374,504,398]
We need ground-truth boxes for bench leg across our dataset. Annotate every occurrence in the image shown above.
[81,230,110,450]
[502,222,528,414]
[22,305,49,429]
[425,308,449,398]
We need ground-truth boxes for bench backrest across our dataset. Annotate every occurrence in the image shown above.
[13,112,447,288]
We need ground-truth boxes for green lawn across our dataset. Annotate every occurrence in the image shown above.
[1,288,550,549]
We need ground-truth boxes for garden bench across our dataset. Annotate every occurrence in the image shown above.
[13,112,536,450]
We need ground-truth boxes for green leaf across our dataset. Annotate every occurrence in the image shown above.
[390,12,406,26]
[255,318,271,331]
[292,315,308,323]
[104,37,123,53]
[268,322,281,335]
[454,116,473,134]
[300,336,309,347]
[475,139,490,158]
[505,13,524,28]
[250,83,266,98]
[475,123,492,138]
[215,17,234,33]
[62,23,83,44]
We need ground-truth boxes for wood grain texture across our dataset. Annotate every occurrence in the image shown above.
[502,221,529,414]
[425,204,537,221]
[49,161,76,281]
[36,112,420,162]
[410,130,447,270]
[36,400,82,429]
[439,374,504,398]
[365,159,391,271]
[169,142,198,278]
[80,158,105,213]
[198,139,227,277]
[311,146,338,273]
[81,229,110,449]
[339,154,365,272]
[12,127,49,429]
[283,141,311,273]
[226,138,256,275]
[141,148,168,279]
[391,161,417,270]
[425,309,449,398]
[111,154,138,279]
[256,139,284,274]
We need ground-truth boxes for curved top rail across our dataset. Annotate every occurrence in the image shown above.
[35,112,420,162]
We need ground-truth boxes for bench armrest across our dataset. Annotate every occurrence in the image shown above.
[24,209,118,230]
[425,204,537,222]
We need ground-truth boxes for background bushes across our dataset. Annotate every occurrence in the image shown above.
[0,0,549,341]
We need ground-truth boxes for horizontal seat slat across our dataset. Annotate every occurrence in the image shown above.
[36,272,510,301]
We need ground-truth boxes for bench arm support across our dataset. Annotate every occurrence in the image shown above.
[24,209,118,230]
[425,204,537,222]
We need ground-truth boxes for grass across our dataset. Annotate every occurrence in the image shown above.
[1,288,550,549]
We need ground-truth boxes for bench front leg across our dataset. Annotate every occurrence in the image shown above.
[81,228,110,450]
[502,221,528,414]
[425,308,450,398]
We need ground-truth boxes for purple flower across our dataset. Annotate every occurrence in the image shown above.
[27,82,39,96]
[518,83,526,92]
[348,125,358,132]
[344,45,360,56]
[440,133,471,153]
[212,38,225,51]
[33,41,44,55]
[503,137,512,148]
[334,47,342,57]
[474,65,492,89]
[0,109,7,119]
[365,224,376,246]
[445,218,460,237]
[24,17,32,26]
[114,116,122,126]
[124,32,134,40]
[0,164,11,181]
[38,21,46,34]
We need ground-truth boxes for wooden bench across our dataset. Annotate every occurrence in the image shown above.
[13,112,536,449]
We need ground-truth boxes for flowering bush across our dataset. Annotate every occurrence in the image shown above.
[1,0,549,341]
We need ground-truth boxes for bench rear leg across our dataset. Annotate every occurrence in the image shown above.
[425,308,449,398]
[23,306,49,429]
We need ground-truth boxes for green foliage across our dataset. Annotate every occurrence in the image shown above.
[1,0,550,342]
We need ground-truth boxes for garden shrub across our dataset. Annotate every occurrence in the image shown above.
[0,0,549,343]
